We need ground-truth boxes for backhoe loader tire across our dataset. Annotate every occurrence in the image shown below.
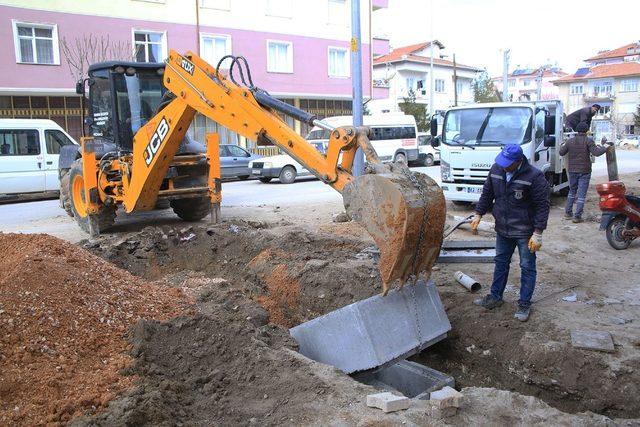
[68,160,116,234]
[170,197,211,222]
[59,169,73,217]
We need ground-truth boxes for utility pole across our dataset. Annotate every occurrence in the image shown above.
[453,53,458,107]
[351,0,364,176]
[429,0,434,115]
[502,49,510,102]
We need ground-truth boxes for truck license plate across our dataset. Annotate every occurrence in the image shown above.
[467,187,482,194]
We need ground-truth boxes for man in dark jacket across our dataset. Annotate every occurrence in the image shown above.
[470,144,550,321]
[565,104,600,131]
[558,121,611,222]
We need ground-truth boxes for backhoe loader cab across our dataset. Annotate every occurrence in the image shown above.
[86,62,167,150]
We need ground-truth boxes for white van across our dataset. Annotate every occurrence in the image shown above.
[306,114,419,163]
[0,119,78,196]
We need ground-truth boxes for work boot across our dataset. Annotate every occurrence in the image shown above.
[514,306,531,322]
[572,217,584,223]
[563,213,573,220]
[473,294,504,310]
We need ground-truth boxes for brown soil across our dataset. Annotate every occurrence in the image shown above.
[0,233,193,425]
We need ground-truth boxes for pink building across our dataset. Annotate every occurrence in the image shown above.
[0,0,388,143]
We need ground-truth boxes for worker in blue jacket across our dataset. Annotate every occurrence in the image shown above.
[470,144,550,322]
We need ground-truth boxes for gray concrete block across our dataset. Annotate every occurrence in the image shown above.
[289,280,451,373]
[430,386,463,408]
[366,392,410,413]
[570,330,615,353]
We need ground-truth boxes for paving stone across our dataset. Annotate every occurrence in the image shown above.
[570,330,615,353]
[429,386,463,409]
[366,392,410,413]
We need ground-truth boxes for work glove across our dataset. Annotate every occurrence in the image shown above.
[470,214,482,235]
[528,232,543,252]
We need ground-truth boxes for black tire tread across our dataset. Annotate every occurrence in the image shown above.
[59,169,73,217]
[171,197,210,221]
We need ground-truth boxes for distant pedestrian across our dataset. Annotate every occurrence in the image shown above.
[565,104,600,132]
[470,144,550,322]
[559,121,612,223]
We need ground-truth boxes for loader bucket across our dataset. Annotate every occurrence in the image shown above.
[342,163,446,294]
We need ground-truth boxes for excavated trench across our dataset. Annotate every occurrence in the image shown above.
[87,221,639,420]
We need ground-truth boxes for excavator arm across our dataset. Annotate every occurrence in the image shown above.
[119,50,446,294]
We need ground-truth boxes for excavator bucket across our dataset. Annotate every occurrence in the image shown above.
[342,163,446,295]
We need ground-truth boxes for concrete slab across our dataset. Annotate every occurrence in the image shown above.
[289,280,451,374]
[570,330,615,353]
[366,392,410,413]
[353,360,454,399]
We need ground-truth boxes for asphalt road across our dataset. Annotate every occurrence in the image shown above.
[2,150,638,241]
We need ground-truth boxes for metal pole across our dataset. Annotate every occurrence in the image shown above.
[453,53,458,107]
[502,49,510,102]
[429,0,434,115]
[351,0,364,176]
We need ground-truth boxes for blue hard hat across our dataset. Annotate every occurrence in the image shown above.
[495,144,523,168]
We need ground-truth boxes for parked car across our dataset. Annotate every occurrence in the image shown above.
[249,141,326,184]
[617,135,639,149]
[0,119,78,198]
[415,132,440,166]
[220,144,262,180]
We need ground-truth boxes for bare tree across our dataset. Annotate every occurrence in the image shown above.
[60,34,135,82]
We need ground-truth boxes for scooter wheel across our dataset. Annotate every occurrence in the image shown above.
[606,216,632,250]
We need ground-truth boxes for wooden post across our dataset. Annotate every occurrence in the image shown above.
[206,132,222,223]
[606,143,618,182]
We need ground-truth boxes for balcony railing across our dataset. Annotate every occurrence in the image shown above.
[373,78,390,88]
[584,92,615,101]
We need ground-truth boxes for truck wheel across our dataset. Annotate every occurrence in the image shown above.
[279,166,297,184]
[423,154,435,167]
[170,197,210,221]
[394,152,407,164]
[59,169,73,217]
[259,177,273,183]
[69,160,116,234]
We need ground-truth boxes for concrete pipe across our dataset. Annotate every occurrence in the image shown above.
[454,271,481,292]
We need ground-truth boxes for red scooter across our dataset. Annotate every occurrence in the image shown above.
[597,181,640,249]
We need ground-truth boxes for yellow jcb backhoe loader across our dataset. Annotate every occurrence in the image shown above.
[58,50,446,294]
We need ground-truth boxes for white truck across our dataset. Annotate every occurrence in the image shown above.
[431,100,570,203]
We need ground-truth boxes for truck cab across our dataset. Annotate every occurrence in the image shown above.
[433,100,568,202]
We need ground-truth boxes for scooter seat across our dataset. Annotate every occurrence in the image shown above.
[626,194,640,208]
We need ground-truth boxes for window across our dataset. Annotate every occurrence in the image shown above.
[570,83,583,95]
[201,34,231,68]
[200,0,230,9]
[620,79,638,92]
[267,40,293,73]
[227,145,249,157]
[624,125,635,135]
[369,126,416,141]
[598,105,611,115]
[327,47,349,78]
[592,81,612,96]
[523,79,531,87]
[456,80,463,95]
[0,130,40,155]
[328,0,347,24]
[45,130,74,154]
[508,79,515,88]
[13,21,59,65]
[133,30,166,63]
[435,79,445,93]
[405,77,416,93]
[266,0,292,17]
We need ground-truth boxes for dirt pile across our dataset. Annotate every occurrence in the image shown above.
[0,233,193,425]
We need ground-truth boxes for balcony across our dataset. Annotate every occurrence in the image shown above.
[584,92,615,102]
[373,78,390,89]
[372,0,388,10]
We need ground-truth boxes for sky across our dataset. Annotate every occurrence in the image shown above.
[374,0,640,76]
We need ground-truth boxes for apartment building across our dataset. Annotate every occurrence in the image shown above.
[493,67,567,102]
[0,0,388,146]
[554,41,640,138]
[368,41,481,116]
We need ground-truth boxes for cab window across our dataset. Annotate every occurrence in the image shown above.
[0,129,40,155]
[45,130,74,154]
